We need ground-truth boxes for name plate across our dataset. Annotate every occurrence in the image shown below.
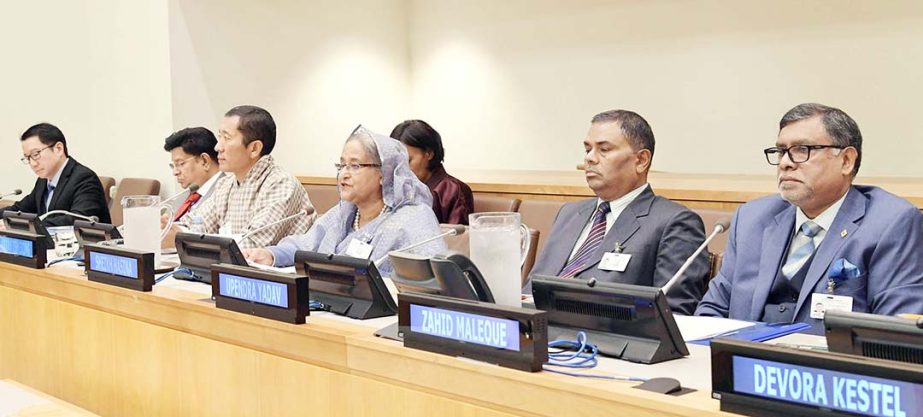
[0,229,48,269]
[712,339,923,417]
[84,244,154,291]
[210,263,309,324]
[398,292,548,372]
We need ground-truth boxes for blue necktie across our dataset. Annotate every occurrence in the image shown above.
[781,221,822,279]
[44,183,55,212]
[560,203,611,278]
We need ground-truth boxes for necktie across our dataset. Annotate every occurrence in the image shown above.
[559,203,611,278]
[174,191,201,221]
[43,183,55,213]
[781,221,822,279]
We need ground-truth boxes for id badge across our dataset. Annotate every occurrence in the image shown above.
[809,293,854,320]
[599,252,631,272]
[345,238,374,259]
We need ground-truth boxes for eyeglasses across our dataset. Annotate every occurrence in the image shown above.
[334,162,381,173]
[20,145,54,164]
[169,156,197,170]
[763,145,845,165]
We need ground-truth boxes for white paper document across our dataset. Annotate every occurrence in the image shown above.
[0,380,51,417]
[672,314,754,342]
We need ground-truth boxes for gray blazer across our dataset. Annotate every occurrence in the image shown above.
[526,186,708,315]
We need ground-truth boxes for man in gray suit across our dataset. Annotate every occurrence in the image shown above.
[526,110,709,315]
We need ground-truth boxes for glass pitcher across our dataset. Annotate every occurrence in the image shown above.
[121,195,173,264]
[468,212,531,307]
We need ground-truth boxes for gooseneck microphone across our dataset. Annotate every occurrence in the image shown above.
[236,206,316,244]
[661,218,731,296]
[162,184,200,206]
[39,210,99,223]
[1,189,23,199]
[373,224,467,266]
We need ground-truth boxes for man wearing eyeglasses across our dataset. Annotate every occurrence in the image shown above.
[3,123,110,226]
[525,110,709,315]
[696,103,923,333]
[162,127,223,221]
[170,105,313,249]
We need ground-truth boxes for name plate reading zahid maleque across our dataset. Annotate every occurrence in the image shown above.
[0,229,48,269]
[210,263,309,324]
[711,339,923,417]
[398,292,548,372]
[84,244,155,291]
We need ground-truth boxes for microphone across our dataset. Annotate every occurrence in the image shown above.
[1,189,22,199]
[661,218,731,296]
[236,206,316,244]
[162,184,200,206]
[39,210,99,223]
[373,224,466,266]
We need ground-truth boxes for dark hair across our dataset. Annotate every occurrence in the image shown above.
[590,110,655,158]
[224,105,276,155]
[163,127,219,163]
[779,103,862,176]
[21,123,68,157]
[389,120,444,170]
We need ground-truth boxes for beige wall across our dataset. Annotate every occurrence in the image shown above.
[2,1,922,202]
[0,0,174,198]
[408,0,923,178]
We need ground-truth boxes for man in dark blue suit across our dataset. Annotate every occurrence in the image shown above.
[696,103,923,333]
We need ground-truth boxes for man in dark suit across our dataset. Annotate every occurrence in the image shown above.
[526,110,708,315]
[4,123,110,226]
[696,103,923,333]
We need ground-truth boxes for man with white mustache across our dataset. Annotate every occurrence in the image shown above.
[524,110,709,315]
[696,103,923,333]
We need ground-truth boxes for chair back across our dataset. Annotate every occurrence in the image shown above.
[98,176,116,206]
[517,199,566,257]
[473,195,521,214]
[304,184,341,215]
[110,178,161,226]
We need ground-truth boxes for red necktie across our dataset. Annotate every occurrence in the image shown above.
[174,191,201,221]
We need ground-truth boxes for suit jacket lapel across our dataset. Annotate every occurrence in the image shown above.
[47,159,76,211]
[570,187,653,277]
[750,206,795,320]
[553,199,597,274]
[794,187,866,317]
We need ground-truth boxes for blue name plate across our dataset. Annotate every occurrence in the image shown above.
[712,339,923,417]
[210,264,309,324]
[0,230,46,269]
[409,304,520,351]
[84,244,154,291]
[89,252,139,279]
[733,356,920,417]
[218,273,289,309]
[0,235,34,258]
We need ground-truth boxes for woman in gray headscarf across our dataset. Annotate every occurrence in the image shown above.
[244,126,447,276]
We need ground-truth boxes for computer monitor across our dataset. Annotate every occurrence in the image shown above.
[826,310,923,365]
[174,232,248,284]
[389,251,493,302]
[73,219,122,247]
[531,275,688,364]
[2,211,53,247]
[294,251,397,320]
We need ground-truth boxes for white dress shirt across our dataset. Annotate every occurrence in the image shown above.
[568,183,649,259]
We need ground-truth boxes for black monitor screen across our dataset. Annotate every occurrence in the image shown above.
[294,251,396,320]
[531,275,687,364]
[174,232,247,283]
[73,220,122,246]
[826,310,923,365]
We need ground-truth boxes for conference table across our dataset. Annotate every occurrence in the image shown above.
[0,259,756,417]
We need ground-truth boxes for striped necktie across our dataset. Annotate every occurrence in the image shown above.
[559,202,611,278]
[781,220,822,279]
